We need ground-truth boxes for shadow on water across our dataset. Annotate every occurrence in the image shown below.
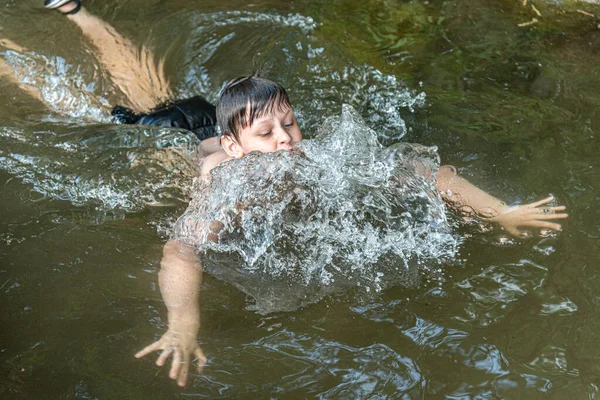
[1,0,600,398]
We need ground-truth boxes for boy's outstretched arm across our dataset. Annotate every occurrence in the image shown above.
[135,240,205,387]
[435,165,568,237]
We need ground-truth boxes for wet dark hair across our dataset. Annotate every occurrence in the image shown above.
[216,75,292,142]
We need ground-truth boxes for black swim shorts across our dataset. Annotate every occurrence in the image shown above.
[111,96,217,141]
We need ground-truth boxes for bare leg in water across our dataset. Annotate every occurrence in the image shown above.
[55,1,171,112]
[0,1,220,154]
[0,2,171,113]
[0,39,46,104]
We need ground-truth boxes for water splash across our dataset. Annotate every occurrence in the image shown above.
[293,58,426,142]
[173,106,460,313]
[168,10,318,99]
[191,11,318,33]
[164,9,425,138]
[0,125,198,212]
[2,50,111,122]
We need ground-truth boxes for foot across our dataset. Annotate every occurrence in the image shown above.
[44,0,81,14]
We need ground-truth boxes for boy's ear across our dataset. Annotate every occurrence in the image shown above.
[221,135,243,158]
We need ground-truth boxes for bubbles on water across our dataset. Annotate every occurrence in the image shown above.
[173,106,460,313]
[2,50,111,122]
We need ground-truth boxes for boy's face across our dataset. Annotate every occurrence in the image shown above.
[222,106,302,158]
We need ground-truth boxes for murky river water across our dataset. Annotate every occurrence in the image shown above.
[1,0,600,398]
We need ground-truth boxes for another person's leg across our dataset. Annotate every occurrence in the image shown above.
[0,38,25,80]
[0,39,45,104]
[49,0,172,112]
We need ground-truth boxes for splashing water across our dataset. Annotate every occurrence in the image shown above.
[0,9,425,223]
[1,9,440,313]
[0,125,199,212]
[191,11,318,33]
[164,9,425,140]
[173,105,460,314]
[2,50,111,122]
[2,7,423,141]
[293,60,426,143]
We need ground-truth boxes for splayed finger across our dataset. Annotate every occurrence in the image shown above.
[529,221,562,230]
[195,349,207,374]
[170,349,182,380]
[178,359,189,387]
[135,342,161,359]
[156,348,173,366]
[536,213,568,220]
[529,196,555,208]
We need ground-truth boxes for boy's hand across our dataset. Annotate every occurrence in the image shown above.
[135,326,206,387]
[490,196,568,237]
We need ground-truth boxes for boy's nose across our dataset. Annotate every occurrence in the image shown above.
[276,127,292,148]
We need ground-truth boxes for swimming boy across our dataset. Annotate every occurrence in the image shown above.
[4,0,567,387]
[134,75,568,387]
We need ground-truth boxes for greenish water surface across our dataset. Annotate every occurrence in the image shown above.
[1,0,600,398]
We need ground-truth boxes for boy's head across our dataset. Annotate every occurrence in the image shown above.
[217,75,302,158]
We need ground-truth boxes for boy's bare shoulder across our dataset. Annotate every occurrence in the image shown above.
[200,150,230,176]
